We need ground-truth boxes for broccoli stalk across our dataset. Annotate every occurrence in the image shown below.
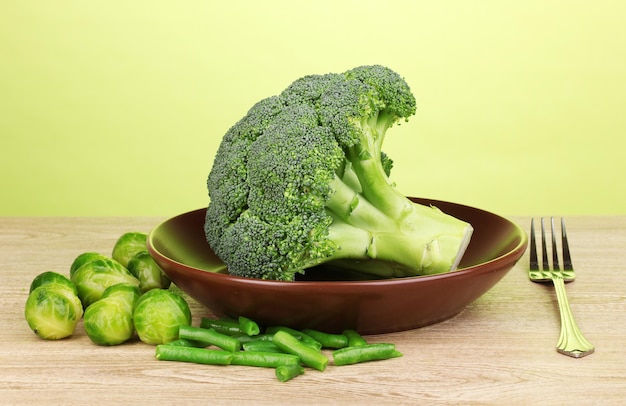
[309,110,472,277]
[205,65,473,281]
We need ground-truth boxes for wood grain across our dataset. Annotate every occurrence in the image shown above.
[1,216,625,404]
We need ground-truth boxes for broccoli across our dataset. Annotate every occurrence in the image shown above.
[204,65,473,281]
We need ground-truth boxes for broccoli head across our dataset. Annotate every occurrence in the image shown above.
[205,65,473,281]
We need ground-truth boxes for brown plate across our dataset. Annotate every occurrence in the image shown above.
[148,197,527,334]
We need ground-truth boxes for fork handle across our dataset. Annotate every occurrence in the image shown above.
[552,276,595,358]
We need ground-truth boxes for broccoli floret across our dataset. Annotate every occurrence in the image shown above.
[205,65,473,281]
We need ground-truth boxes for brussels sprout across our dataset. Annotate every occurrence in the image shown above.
[25,284,83,340]
[84,299,134,346]
[127,251,171,292]
[70,252,108,279]
[133,289,192,345]
[83,283,142,346]
[71,258,139,308]
[112,232,148,268]
[100,283,142,306]
[29,271,77,295]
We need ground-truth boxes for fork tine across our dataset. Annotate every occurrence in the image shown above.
[529,219,539,270]
[540,218,549,270]
[561,218,573,270]
[551,217,560,270]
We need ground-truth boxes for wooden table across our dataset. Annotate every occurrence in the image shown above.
[1,216,625,404]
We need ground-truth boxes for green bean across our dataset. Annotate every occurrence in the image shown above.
[238,316,260,336]
[232,333,274,344]
[272,330,328,371]
[200,317,243,336]
[237,331,319,351]
[342,329,368,347]
[332,343,402,366]
[265,326,322,350]
[166,338,208,348]
[231,351,300,368]
[275,364,305,382]
[155,345,233,365]
[179,325,241,352]
[242,340,282,353]
[302,328,349,349]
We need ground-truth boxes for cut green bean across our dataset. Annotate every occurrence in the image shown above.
[238,316,260,336]
[273,330,328,371]
[332,343,402,366]
[200,317,243,336]
[231,351,300,368]
[179,325,241,352]
[342,329,368,347]
[276,364,305,382]
[302,329,349,349]
[155,345,233,365]
[242,341,282,353]
[233,333,274,344]
[266,326,322,350]
[166,338,209,348]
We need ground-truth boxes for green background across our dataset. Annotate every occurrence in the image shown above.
[2,1,624,217]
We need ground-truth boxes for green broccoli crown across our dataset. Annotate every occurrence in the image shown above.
[205,65,471,281]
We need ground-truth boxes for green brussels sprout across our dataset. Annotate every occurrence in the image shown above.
[127,251,171,292]
[112,232,148,268]
[133,289,192,345]
[71,258,139,308]
[83,283,142,346]
[84,300,134,346]
[100,283,142,306]
[29,271,77,295]
[25,283,83,340]
[70,252,108,279]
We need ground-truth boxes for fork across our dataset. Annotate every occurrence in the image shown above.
[529,217,595,358]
